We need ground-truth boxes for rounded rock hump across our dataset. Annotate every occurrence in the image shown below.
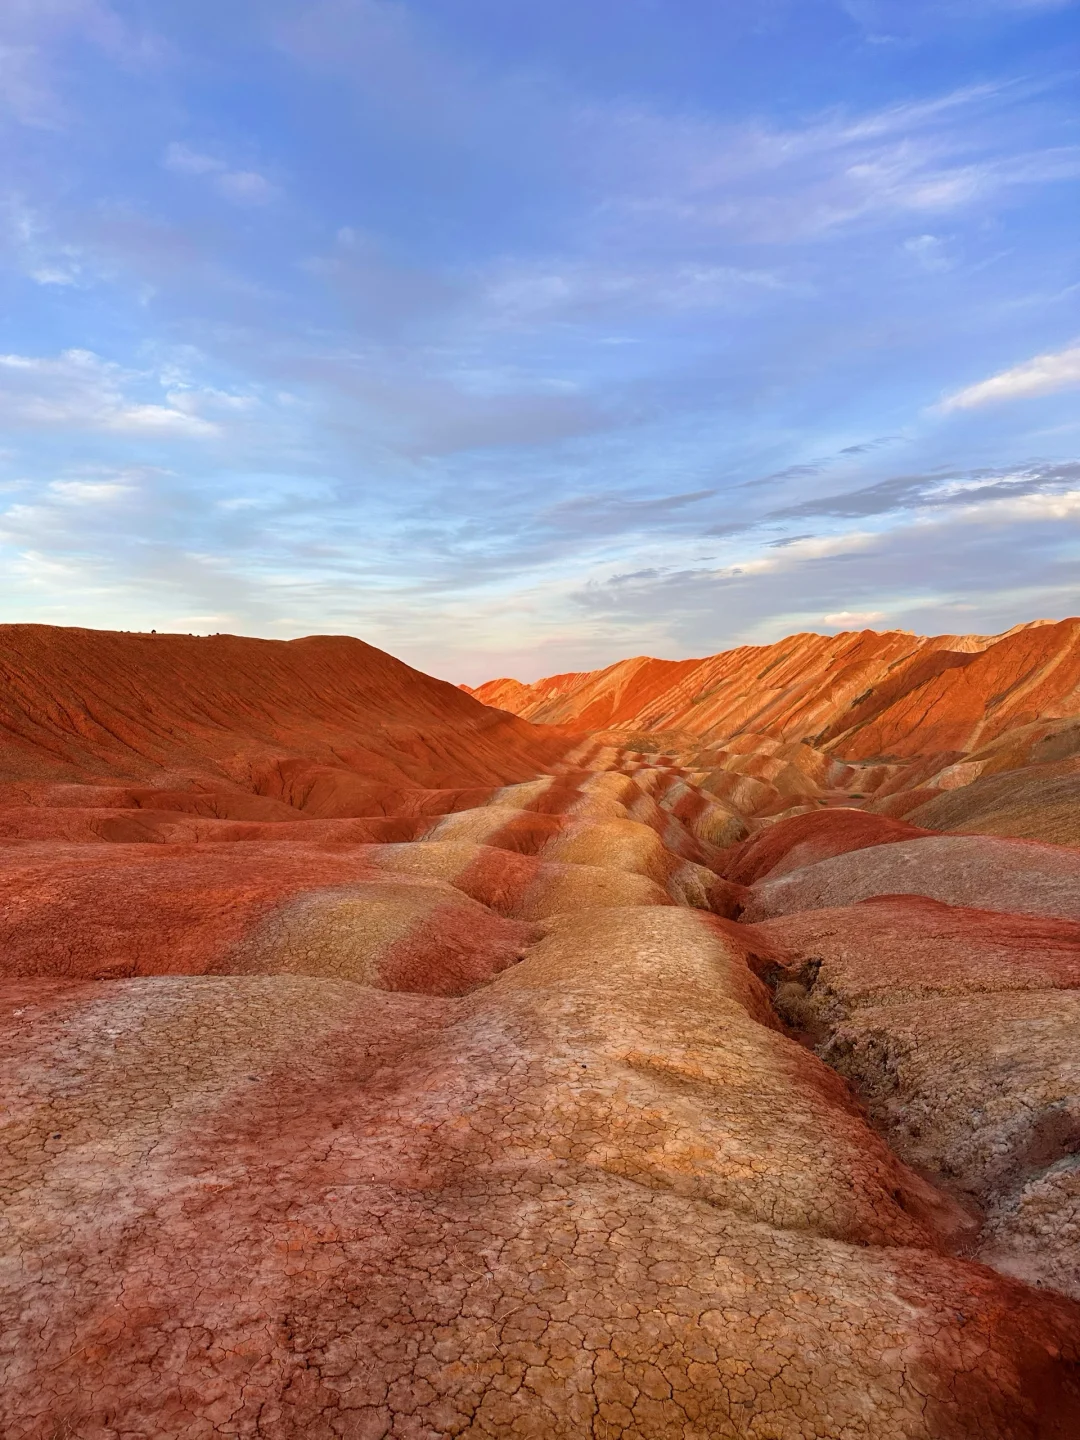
[717,808,932,886]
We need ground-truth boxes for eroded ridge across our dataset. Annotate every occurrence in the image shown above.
[467,618,1080,837]
[746,895,1080,1303]
[2,624,1080,1438]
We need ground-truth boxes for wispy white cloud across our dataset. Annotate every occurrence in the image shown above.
[0,467,151,552]
[163,143,280,206]
[1,198,87,285]
[47,477,135,503]
[942,344,1080,409]
[953,487,1080,520]
[823,609,887,625]
[162,142,221,177]
[903,233,952,271]
[0,349,220,435]
[214,170,278,205]
[586,80,1080,244]
[479,258,805,326]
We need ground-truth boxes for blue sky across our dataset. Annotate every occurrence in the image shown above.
[1,0,1078,682]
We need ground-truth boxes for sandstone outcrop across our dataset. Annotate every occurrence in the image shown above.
[738,832,1080,923]
[902,757,1080,846]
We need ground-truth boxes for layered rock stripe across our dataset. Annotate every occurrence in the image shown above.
[466,618,1080,835]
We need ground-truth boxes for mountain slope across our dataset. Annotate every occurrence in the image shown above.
[0,624,573,806]
[466,619,1080,823]
[466,620,1078,756]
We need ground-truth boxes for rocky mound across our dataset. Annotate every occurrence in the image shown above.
[717,807,930,885]
[745,896,1080,1299]
[739,832,1080,923]
[902,757,1080,846]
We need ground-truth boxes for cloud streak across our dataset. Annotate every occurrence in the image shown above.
[163,143,279,206]
[0,351,224,435]
[766,461,1080,521]
[942,344,1080,408]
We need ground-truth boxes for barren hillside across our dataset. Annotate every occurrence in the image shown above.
[466,619,1080,843]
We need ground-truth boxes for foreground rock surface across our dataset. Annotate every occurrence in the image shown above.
[4,919,1079,1439]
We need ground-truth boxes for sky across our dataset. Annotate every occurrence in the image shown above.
[1,0,1078,683]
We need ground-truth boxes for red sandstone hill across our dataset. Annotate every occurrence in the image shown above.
[0,624,573,812]
[466,619,1080,838]
[4,622,1080,1437]
[465,619,1078,756]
